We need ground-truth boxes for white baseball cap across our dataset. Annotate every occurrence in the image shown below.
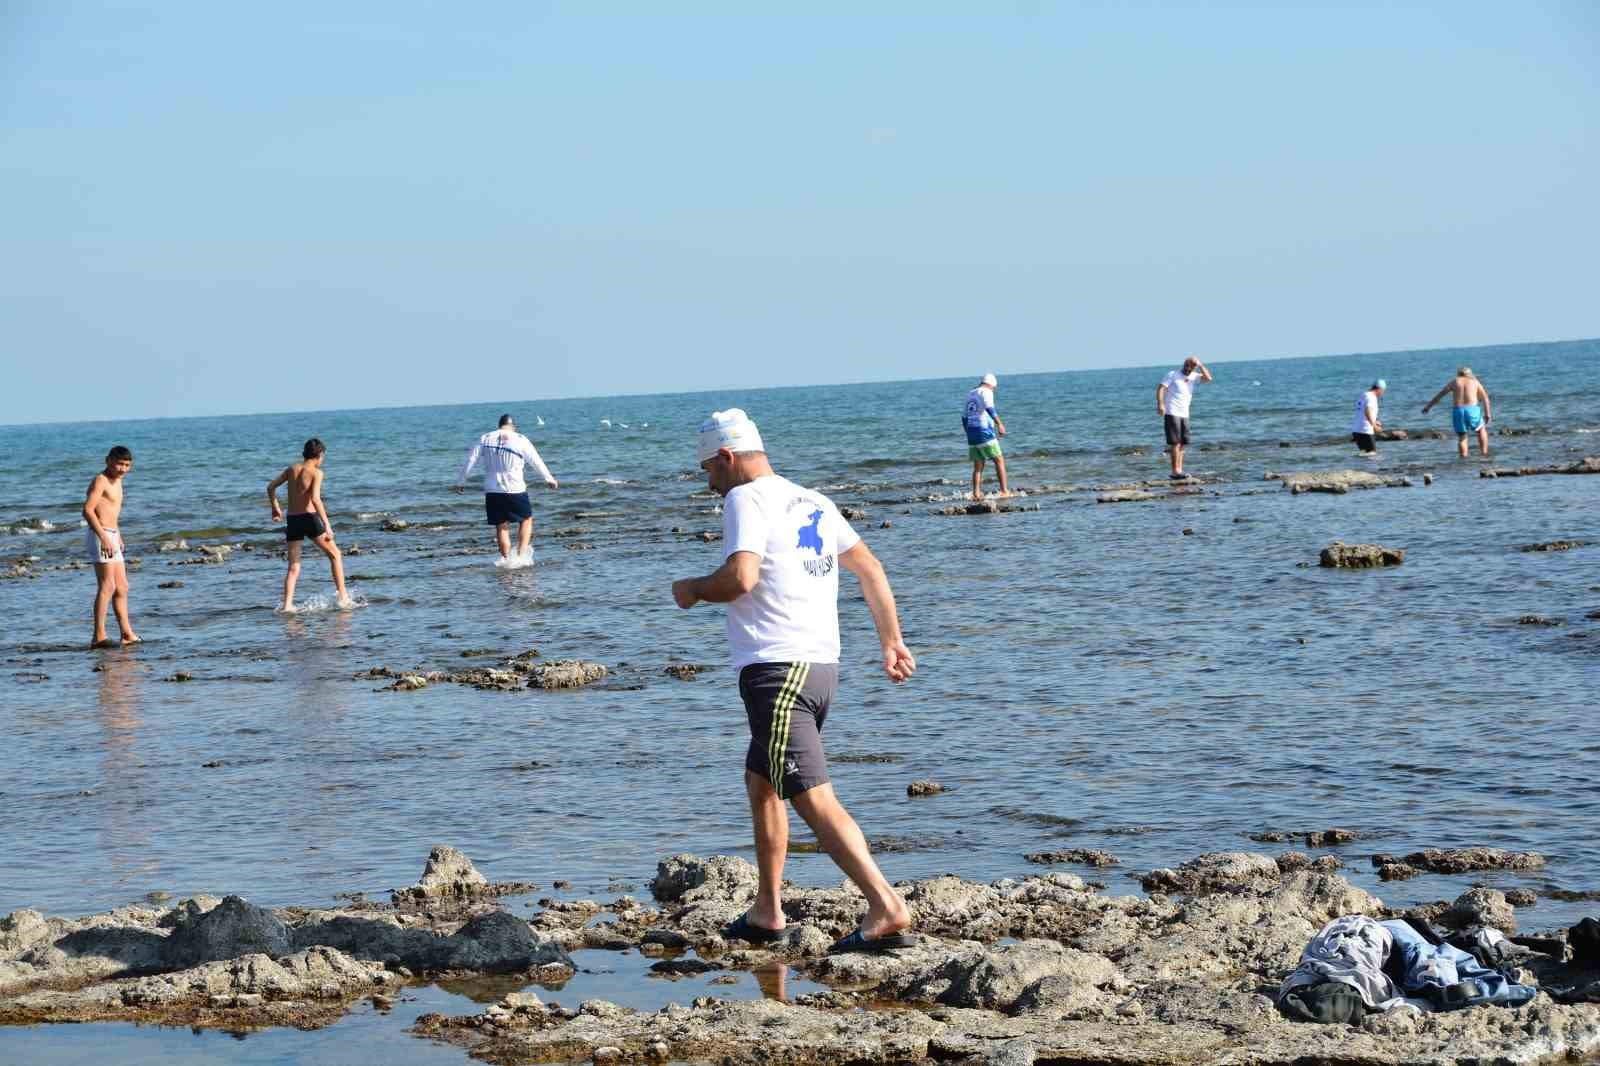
[697,408,766,464]
[981,373,998,388]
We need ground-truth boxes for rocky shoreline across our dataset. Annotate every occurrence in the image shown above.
[3,846,1596,1065]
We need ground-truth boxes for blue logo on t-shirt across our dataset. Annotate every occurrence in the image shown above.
[796,509,825,555]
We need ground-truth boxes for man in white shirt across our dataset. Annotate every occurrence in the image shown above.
[1350,379,1386,457]
[962,373,1010,499]
[453,414,559,565]
[672,409,918,954]
[1155,356,1213,479]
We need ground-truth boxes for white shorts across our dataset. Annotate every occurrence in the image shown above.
[87,527,124,565]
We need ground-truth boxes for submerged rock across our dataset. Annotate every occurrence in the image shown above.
[1371,848,1546,875]
[1279,470,1413,494]
[1024,849,1119,868]
[1319,542,1405,568]
[1521,540,1586,552]
[1480,456,1600,478]
[906,780,946,797]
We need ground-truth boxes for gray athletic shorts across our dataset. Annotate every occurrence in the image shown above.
[739,662,838,800]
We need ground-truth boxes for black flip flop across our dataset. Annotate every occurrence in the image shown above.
[828,928,917,954]
[723,913,783,944]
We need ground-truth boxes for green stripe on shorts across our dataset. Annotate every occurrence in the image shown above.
[968,440,1002,462]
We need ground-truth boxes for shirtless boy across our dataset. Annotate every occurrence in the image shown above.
[1422,366,1493,458]
[83,445,140,648]
[266,438,350,611]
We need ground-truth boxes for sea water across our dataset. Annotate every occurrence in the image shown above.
[1,338,1597,1059]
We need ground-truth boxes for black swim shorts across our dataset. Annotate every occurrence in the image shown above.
[1352,432,1376,453]
[739,662,839,800]
[285,512,327,542]
[1163,415,1191,446]
[484,491,533,526]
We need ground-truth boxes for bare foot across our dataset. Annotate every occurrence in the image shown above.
[336,596,355,610]
[278,603,297,614]
[121,635,142,646]
[859,901,913,940]
[90,638,118,649]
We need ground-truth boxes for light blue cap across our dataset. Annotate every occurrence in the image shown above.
[1373,379,1387,390]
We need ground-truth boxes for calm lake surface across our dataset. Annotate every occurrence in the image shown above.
[2,338,1597,1060]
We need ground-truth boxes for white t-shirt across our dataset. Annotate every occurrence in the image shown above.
[720,474,862,670]
[963,386,996,432]
[1161,370,1201,418]
[1350,390,1379,434]
[457,430,555,494]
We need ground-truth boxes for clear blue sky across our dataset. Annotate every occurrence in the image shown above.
[2,1,1596,424]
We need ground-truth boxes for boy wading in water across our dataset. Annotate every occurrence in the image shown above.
[672,409,918,954]
[83,445,141,648]
[267,438,350,612]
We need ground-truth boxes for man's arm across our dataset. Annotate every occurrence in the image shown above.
[83,476,116,552]
[989,406,1006,438]
[1421,383,1452,413]
[309,470,334,537]
[521,439,558,489]
[1155,383,1167,416]
[838,541,915,683]
[454,442,482,492]
[672,551,760,608]
[266,468,289,519]
[1195,362,1213,383]
[1478,383,1491,423]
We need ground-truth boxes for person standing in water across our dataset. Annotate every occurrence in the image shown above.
[672,409,917,954]
[267,438,351,612]
[962,373,1009,499]
[1422,366,1493,458]
[83,445,141,648]
[1156,356,1213,479]
[1350,379,1386,457]
[454,414,559,566]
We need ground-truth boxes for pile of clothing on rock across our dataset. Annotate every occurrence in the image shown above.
[1276,913,1598,1023]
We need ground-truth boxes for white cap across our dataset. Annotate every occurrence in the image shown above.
[697,408,766,464]
[981,373,998,388]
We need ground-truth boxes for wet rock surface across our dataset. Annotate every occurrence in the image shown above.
[1274,469,1413,494]
[1370,847,1545,875]
[4,847,1598,1064]
[1024,848,1119,868]
[1480,455,1600,478]
[1319,542,1405,568]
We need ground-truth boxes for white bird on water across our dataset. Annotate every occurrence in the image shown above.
[600,418,612,427]
[535,415,545,426]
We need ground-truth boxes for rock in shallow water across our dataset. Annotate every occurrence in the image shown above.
[1319,542,1405,568]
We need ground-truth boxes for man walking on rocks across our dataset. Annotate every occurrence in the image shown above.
[672,408,917,954]
[962,373,1010,499]
[454,414,559,567]
[1422,366,1492,459]
[1156,356,1212,479]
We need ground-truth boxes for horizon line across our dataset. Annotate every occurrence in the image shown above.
[3,334,1592,431]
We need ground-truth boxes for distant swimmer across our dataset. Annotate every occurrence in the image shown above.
[1422,366,1492,458]
[672,409,916,954]
[453,414,559,566]
[1156,356,1213,479]
[962,373,1010,500]
[83,445,140,648]
[267,438,351,612]
[1350,379,1386,457]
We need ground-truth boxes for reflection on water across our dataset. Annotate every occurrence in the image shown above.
[96,654,161,891]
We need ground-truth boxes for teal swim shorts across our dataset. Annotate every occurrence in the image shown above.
[968,440,1002,462]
